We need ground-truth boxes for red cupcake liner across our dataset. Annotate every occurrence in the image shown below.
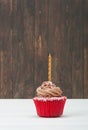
[33,96,67,117]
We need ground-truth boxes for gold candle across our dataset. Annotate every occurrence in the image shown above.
[48,53,52,81]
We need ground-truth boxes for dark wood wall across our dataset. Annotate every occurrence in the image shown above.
[0,0,88,98]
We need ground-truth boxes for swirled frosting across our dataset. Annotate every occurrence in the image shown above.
[36,81,62,97]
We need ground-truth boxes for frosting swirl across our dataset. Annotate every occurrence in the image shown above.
[36,81,62,97]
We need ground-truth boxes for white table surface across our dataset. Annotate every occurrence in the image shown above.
[0,99,88,130]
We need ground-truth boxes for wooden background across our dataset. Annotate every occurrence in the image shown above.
[0,0,88,98]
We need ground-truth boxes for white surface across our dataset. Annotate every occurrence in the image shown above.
[0,99,88,130]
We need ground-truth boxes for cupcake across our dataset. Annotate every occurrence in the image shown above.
[33,81,67,117]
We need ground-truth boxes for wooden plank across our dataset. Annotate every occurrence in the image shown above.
[60,0,72,98]
[0,0,12,98]
[12,0,35,98]
[0,51,2,98]
[84,0,88,98]
[34,0,48,90]
[48,0,60,85]
[71,0,84,98]
[84,43,88,98]
[48,0,72,98]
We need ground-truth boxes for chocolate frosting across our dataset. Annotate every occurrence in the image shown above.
[36,81,62,97]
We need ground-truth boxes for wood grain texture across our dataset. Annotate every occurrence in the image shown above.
[0,0,88,98]
[84,0,88,98]
[71,0,84,98]
[0,0,12,98]
[12,0,35,98]
[34,0,48,91]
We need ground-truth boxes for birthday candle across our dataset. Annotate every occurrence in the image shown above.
[48,53,52,81]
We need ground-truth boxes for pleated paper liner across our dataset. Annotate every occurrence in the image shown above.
[33,96,67,117]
